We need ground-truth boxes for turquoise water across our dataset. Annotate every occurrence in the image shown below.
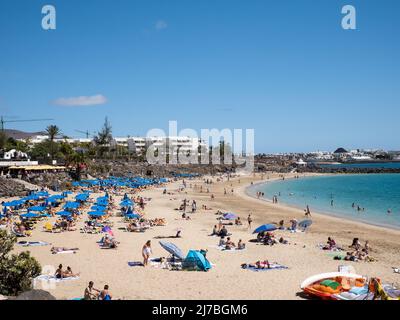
[319,162,400,169]
[249,174,400,229]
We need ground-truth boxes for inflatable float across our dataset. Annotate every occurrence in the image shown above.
[301,272,400,300]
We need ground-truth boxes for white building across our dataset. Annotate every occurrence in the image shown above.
[3,149,29,160]
[19,134,207,156]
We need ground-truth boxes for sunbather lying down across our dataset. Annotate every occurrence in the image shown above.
[242,260,272,269]
[51,247,79,254]
[99,235,119,248]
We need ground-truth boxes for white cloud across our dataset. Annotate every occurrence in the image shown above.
[155,20,168,31]
[53,94,108,107]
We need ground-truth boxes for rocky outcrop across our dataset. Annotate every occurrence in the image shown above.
[297,166,400,174]
[86,160,237,178]
[0,177,28,197]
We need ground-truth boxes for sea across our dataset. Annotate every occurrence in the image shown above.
[248,171,400,229]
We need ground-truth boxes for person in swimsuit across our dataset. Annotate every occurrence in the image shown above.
[84,281,100,300]
[55,264,63,279]
[64,266,80,278]
[99,285,112,300]
[142,240,152,266]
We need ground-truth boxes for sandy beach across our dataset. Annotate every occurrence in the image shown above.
[6,173,400,300]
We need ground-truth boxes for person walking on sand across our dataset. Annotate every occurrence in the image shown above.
[142,240,152,266]
[247,214,253,229]
[305,205,311,217]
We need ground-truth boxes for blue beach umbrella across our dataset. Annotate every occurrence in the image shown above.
[120,199,133,207]
[28,206,47,212]
[64,202,80,209]
[159,241,185,260]
[253,224,278,234]
[88,211,106,217]
[91,205,107,212]
[3,200,23,207]
[125,213,140,219]
[223,213,237,220]
[20,212,40,219]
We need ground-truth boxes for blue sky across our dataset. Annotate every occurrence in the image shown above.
[0,0,399,153]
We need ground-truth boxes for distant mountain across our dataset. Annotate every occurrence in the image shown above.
[3,129,45,140]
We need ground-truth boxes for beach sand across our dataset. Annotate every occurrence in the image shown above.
[7,173,400,300]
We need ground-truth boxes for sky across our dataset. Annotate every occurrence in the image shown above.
[0,0,399,153]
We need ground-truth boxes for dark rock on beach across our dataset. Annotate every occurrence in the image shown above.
[0,177,28,197]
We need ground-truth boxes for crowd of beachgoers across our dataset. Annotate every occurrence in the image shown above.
[0,172,399,300]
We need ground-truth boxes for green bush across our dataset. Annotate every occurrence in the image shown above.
[0,230,42,296]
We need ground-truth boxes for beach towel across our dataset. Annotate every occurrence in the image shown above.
[17,241,51,247]
[33,275,80,287]
[317,244,344,252]
[52,250,77,254]
[209,245,246,252]
[128,262,144,267]
[242,263,288,272]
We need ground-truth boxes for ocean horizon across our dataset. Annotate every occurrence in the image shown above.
[248,173,400,230]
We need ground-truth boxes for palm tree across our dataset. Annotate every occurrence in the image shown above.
[45,125,61,161]
[46,125,61,142]
[67,152,87,181]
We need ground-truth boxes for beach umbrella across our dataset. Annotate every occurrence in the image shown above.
[3,200,23,207]
[91,205,107,212]
[223,212,237,220]
[28,206,47,212]
[298,219,313,229]
[159,241,185,260]
[125,213,140,219]
[102,226,111,232]
[20,212,40,219]
[64,202,80,209]
[88,211,106,217]
[120,199,133,207]
[253,224,277,234]
[76,193,89,202]
[56,211,72,217]
[101,226,114,236]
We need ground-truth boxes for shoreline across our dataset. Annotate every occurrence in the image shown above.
[244,174,400,232]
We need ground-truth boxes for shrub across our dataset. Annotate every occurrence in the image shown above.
[0,230,42,296]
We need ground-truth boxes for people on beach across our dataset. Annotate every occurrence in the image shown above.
[247,214,252,229]
[84,281,100,300]
[289,219,298,231]
[142,240,152,266]
[305,205,311,217]
[225,237,235,250]
[235,217,242,225]
[55,264,79,279]
[99,285,112,300]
